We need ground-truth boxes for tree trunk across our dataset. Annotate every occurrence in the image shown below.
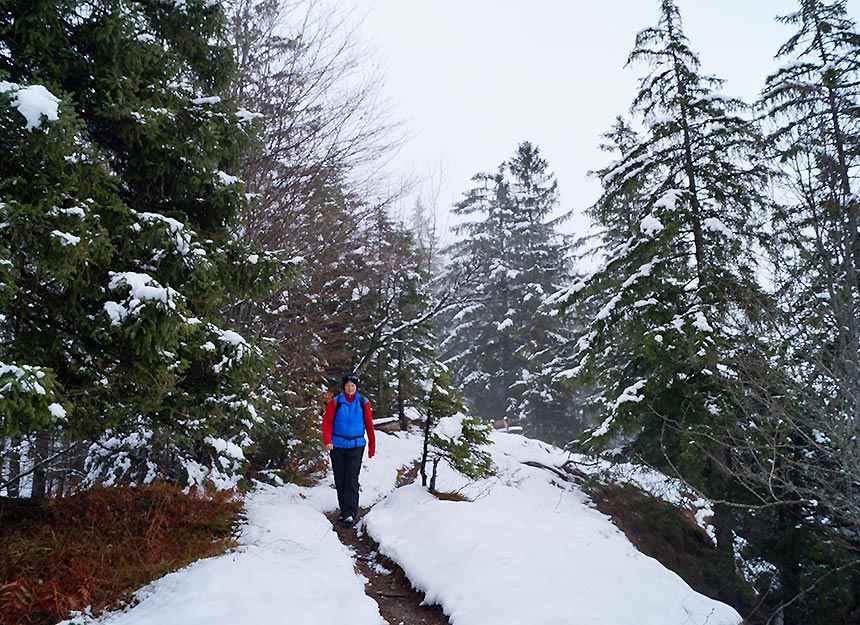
[31,432,50,498]
[774,505,803,625]
[376,350,384,420]
[666,14,707,285]
[397,340,407,430]
[429,457,440,494]
[4,438,21,497]
[420,389,433,487]
[709,448,735,580]
[811,12,860,390]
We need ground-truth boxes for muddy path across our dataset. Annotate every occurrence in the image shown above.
[327,510,450,625]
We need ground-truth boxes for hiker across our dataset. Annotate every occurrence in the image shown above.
[322,373,376,526]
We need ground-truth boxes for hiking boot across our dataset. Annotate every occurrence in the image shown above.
[340,515,355,526]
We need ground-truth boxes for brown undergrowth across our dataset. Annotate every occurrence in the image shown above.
[0,483,242,625]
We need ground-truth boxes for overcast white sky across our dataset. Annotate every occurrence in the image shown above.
[354,0,859,241]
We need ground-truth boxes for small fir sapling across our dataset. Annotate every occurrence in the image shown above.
[418,367,494,494]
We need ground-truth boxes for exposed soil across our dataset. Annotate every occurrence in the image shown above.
[328,511,451,625]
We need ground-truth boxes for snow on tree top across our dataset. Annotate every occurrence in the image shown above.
[595,294,622,322]
[137,212,192,255]
[108,271,178,305]
[236,108,264,123]
[216,171,242,186]
[601,153,647,187]
[51,206,86,218]
[590,414,615,438]
[218,329,247,346]
[191,95,222,105]
[51,230,81,246]
[647,112,677,126]
[0,362,48,395]
[690,93,734,105]
[204,436,245,460]
[611,378,647,411]
[702,217,735,239]
[691,310,713,333]
[621,259,655,288]
[1,82,60,131]
[104,272,180,326]
[654,188,683,211]
[432,414,465,441]
[640,215,664,236]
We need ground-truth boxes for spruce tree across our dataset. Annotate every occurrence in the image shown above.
[442,141,574,439]
[0,0,276,491]
[418,367,494,494]
[550,0,771,579]
[354,210,431,420]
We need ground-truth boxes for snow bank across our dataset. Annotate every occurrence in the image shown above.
[364,432,741,625]
[75,431,421,625]
[74,430,740,625]
[86,485,384,625]
[350,430,424,506]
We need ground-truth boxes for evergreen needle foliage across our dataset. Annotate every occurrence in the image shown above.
[551,1,860,621]
[0,0,282,490]
[551,0,772,591]
[440,141,579,441]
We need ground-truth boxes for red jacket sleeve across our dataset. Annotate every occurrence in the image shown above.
[364,401,376,457]
[322,397,336,446]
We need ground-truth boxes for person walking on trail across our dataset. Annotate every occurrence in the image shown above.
[322,373,376,526]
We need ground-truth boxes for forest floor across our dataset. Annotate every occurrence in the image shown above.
[1,431,750,625]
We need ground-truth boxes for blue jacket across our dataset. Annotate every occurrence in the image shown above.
[331,393,367,449]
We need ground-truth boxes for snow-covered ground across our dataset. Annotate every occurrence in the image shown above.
[62,430,741,625]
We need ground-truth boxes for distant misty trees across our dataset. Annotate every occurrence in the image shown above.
[438,141,583,442]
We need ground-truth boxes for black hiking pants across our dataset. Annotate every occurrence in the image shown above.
[330,445,364,519]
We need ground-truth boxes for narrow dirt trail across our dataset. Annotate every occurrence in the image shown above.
[327,511,450,625]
